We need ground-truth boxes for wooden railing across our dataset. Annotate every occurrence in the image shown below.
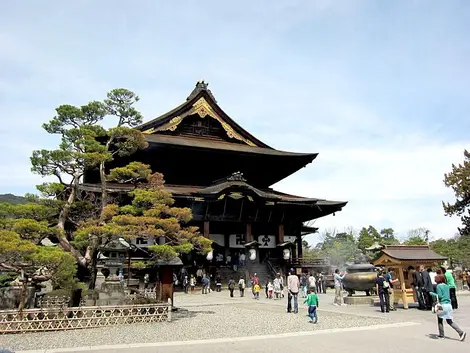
[0,303,171,334]
[292,257,331,267]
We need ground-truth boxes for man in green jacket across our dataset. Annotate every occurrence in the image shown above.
[441,266,458,309]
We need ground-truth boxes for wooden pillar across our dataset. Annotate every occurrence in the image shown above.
[296,227,303,259]
[203,221,210,238]
[398,266,408,309]
[277,224,284,245]
[160,266,174,305]
[246,222,253,243]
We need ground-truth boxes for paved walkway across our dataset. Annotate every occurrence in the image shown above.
[8,290,470,353]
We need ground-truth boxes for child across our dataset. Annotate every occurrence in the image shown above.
[183,275,189,294]
[190,274,195,293]
[267,281,274,299]
[304,288,319,323]
[238,276,246,297]
[253,283,261,300]
[273,277,281,300]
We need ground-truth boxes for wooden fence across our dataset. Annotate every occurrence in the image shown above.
[0,303,171,334]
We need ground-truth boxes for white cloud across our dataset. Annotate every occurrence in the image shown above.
[274,140,467,242]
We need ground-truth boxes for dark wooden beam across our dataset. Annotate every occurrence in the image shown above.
[277,224,284,245]
[222,197,227,220]
[203,221,210,238]
[246,222,253,243]
[254,207,259,222]
[238,198,245,221]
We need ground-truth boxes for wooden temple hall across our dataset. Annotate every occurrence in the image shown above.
[82,81,348,261]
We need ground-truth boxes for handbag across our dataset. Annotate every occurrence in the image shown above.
[433,298,443,316]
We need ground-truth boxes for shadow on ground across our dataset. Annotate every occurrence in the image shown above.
[172,308,216,321]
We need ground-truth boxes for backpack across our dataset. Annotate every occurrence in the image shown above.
[383,278,390,289]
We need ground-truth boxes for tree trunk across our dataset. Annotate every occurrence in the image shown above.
[88,248,99,290]
[18,277,28,315]
[99,161,108,223]
[99,139,113,223]
[56,173,87,267]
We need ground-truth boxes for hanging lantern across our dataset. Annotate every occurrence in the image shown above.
[249,248,256,261]
[283,249,290,260]
[206,251,213,261]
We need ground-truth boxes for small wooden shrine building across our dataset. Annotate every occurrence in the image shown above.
[373,245,447,309]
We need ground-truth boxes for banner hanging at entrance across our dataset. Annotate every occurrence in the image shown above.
[284,235,296,243]
[257,235,276,248]
[229,234,245,248]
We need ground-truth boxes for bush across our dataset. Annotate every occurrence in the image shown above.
[0,273,16,288]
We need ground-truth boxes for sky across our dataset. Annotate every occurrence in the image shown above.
[1,0,469,245]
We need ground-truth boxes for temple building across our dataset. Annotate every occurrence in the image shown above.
[82,81,347,267]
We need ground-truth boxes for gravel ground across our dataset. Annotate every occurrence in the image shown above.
[1,303,392,352]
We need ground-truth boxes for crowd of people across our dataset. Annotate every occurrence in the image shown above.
[172,263,466,341]
[374,265,466,342]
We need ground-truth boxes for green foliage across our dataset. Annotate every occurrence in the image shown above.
[0,230,76,284]
[0,201,77,285]
[443,150,470,236]
[0,194,27,205]
[380,228,400,245]
[148,244,178,261]
[107,161,151,184]
[131,261,147,269]
[0,273,17,287]
[357,227,374,252]
[28,88,150,277]
[319,228,362,266]
[404,236,428,246]
[104,88,143,127]
[430,235,470,266]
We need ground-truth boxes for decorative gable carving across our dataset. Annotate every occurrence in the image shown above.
[142,97,257,146]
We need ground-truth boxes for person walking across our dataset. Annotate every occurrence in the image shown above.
[273,276,282,300]
[286,269,300,313]
[238,276,245,297]
[308,273,316,293]
[239,252,246,267]
[228,277,236,298]
[317,272,324,294]
[201,275,209,294]
[190,274,196,293]
[376,270,391,313]
[304,288,319,323]
[441,267,458,309]
[215,273,222,292]
[333,269,345,306]
[431,274,466,341]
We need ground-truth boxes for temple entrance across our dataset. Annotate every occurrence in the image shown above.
[258,249,271,264]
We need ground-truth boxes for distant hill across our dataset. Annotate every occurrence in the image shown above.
[0,193,27,204]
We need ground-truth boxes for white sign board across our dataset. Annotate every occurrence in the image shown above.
[284,235,296,243]
[210,234,225,246]
[229,234,245,248]
[257,235,276,248]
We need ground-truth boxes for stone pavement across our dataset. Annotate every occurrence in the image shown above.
[5,290,469,353]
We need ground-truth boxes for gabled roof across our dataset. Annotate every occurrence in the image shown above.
[144,134,317,158]
[137,81,270,148]
[374,245,447,265]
